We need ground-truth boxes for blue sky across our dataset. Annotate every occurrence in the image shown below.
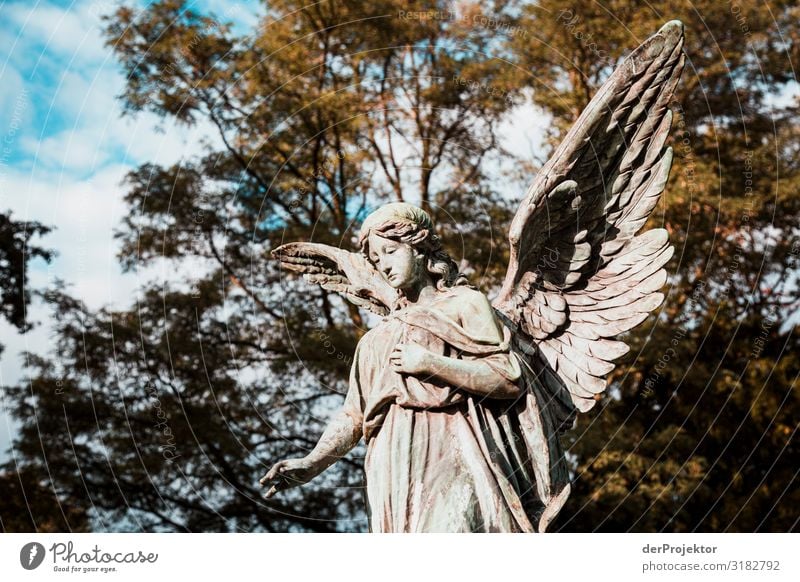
[0,0,265,458]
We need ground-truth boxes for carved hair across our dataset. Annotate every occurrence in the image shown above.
[357,203,470,291]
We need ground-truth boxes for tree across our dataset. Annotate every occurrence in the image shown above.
[0,213,60,532]
[0,213,52,351]
[3,0,798,532]
[3,0,526,532]
[510,0,798,531]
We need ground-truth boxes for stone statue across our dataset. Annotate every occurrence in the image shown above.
[260,21,686,532]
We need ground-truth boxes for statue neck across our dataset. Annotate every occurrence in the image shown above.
[399,272,439,306]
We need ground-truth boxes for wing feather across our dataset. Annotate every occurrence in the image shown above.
[494,21,685,414]
[272,242,398,316]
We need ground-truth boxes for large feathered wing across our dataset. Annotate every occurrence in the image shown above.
[493,20,685,416]
[271,242,399,316]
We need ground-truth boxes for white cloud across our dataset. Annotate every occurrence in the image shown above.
[119,113,221,167]
[4,163,130,299]
[198,0,264,31]
[51,66,123,127]
[0,0,261,465]
[0,66,29,135]
[498,98,551,166]
[27,127,112,171]
[5,1,110,65]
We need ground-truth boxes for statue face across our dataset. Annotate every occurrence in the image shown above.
[366,232,420,290]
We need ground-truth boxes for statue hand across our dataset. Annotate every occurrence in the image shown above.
[389,341,435,376]
[259,457,319,499]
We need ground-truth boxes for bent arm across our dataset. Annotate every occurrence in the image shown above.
[427,289,522,398]
[426,351,521,399]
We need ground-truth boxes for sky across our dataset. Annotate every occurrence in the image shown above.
[0,0,265,459]
[0,0,550,460]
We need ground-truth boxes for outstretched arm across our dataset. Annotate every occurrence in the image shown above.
[259,406,362,499]
[306,406,362,469]
[260,352,365,499]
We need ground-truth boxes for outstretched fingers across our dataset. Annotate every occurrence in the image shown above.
[260,460,286,486]
[261,469,290,500]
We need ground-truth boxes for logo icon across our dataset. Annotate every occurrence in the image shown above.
[20,542,46,570]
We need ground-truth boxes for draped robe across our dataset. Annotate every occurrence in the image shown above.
[342,289,572,532]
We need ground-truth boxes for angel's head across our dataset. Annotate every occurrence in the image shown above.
[357,202,468,293]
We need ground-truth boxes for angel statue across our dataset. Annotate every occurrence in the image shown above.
[260,21,685,532]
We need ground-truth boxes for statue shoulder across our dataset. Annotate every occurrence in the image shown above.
[444,285,492,311]
[436,285,496,327]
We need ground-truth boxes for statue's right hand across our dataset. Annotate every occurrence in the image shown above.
[259,457,318,499]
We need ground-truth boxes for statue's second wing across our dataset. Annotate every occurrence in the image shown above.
[271,242,399,316]
[493,21,685,414]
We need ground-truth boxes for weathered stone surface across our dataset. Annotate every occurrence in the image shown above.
[261,21,686,532]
